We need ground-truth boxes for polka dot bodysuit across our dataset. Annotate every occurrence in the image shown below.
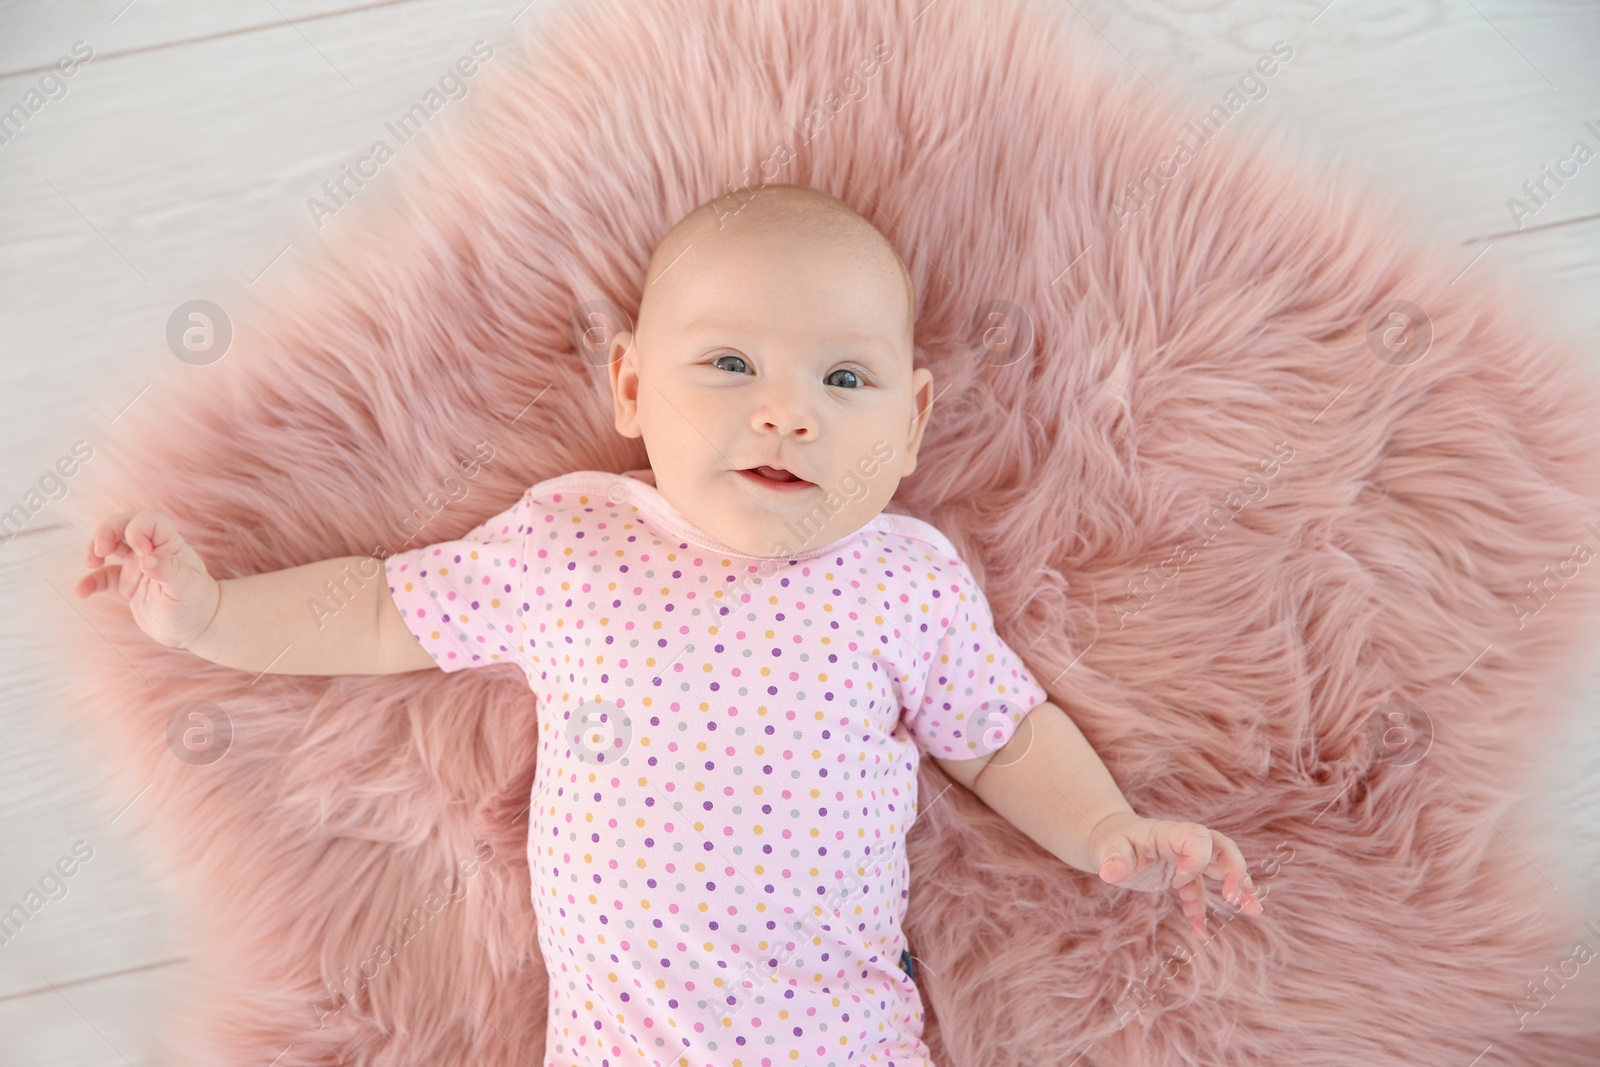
[384,470,1050,1067]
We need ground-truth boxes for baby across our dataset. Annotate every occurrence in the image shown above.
[78,184,1262,1066]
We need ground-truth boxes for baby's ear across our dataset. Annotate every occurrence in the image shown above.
[571,298,634,367]
[609,331,644,439]
[610,330,634,365]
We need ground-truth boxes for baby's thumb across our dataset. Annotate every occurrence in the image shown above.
[1098,841,1134,885]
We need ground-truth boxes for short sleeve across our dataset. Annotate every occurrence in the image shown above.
[899,554,1050,761]
[382,489,536,673]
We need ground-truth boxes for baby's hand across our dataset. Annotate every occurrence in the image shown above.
[76,510,222,651]
[1091,813,1264,936]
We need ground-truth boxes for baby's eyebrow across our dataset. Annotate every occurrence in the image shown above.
[681,327,897,364]
[829,331,898,354]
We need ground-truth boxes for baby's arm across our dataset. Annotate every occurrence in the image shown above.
[935,700,1263,935]
[77,509,438,676]
[185,556,438,675]
[934,700,1134,873]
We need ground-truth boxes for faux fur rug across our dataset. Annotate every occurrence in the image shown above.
[52,0,1600,1062]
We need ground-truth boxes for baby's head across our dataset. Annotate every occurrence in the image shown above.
[607,185,935,558]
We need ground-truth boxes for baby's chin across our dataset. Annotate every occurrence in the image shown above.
[690,493,819,555]
[654,465,895,556]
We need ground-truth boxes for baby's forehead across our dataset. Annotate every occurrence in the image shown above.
[658,213,864,272]
[642,190,916,341]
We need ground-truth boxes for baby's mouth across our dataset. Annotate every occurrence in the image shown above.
[737,466,816,490]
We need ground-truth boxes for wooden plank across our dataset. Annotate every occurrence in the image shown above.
[0,4,524,1062]
[0,0,524,530]
[0,0,423,78]
[0,525,187,1003]
[1077,0,1600,338]
[0,961,188,1067]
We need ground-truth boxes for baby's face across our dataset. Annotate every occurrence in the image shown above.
[608,226,934,558]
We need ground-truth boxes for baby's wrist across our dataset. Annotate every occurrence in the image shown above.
[1089,809,1139,838]
[179,577,227,654]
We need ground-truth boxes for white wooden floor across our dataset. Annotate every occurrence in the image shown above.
[2,1,1597,1063]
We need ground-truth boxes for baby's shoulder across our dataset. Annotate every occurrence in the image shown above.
[517,470,627,508]
[872,512,973,578]
[465,471,625,540]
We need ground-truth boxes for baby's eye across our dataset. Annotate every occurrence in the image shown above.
[710,355,867,389]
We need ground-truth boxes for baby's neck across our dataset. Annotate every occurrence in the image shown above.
[620,468,656,486]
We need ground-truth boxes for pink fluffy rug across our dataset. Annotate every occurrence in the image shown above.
[52,0,1600,1062]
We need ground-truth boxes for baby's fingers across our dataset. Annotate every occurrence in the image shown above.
[75,565,124,599]
[123,509,185,559]
[87,511,138,567]
[134,525,213,605]
[1179,877,1207,936]
[1206,833,1263,913]
[1161,822,1213,890]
